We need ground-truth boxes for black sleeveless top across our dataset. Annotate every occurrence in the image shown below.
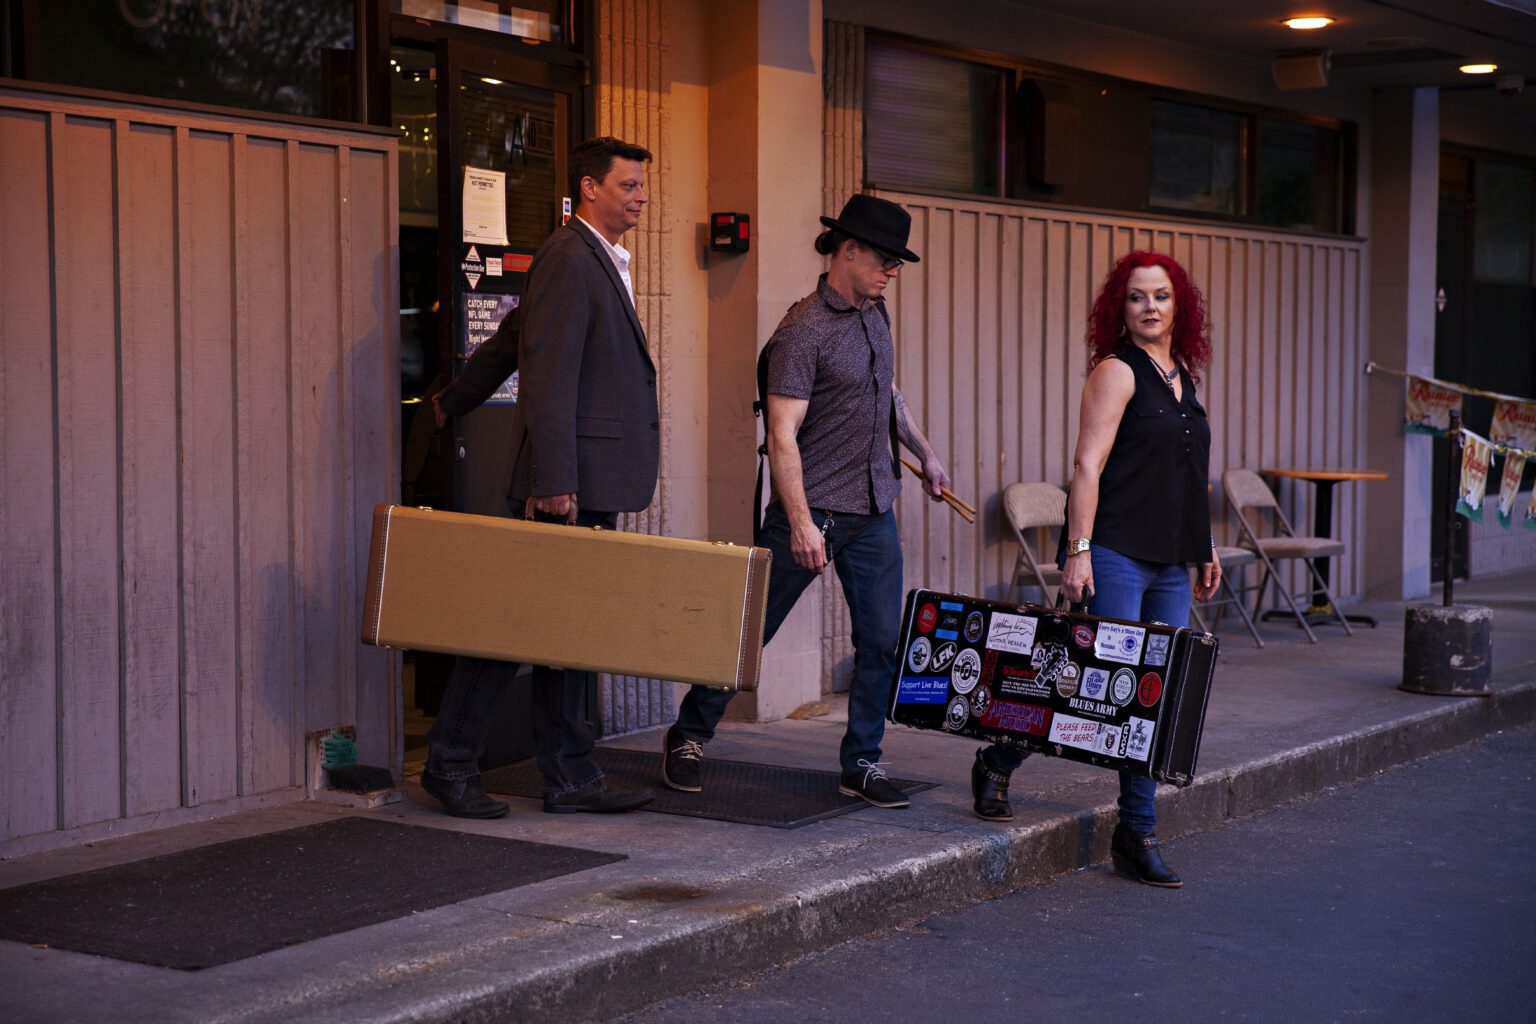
[1092,345,1213,565]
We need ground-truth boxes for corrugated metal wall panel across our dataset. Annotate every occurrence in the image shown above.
[0,88,398,848]
[874,190,1369,608]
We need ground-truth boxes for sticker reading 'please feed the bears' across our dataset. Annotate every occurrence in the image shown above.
[986,612,1038,655]
[1094,621,1146,665]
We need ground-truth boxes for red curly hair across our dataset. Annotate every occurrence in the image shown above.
[1086,251,1211,386]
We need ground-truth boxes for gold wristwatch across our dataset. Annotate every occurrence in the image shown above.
[1066,537,1092,556]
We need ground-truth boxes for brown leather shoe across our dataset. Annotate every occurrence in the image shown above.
[1111,824,1183,888]
[971,749,1013,821]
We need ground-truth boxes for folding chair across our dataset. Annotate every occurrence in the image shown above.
[1190,545,1264,647]
[1222,468,1353,643]
[1002,482,1067,604]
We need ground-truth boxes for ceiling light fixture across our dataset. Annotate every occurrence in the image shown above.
[1283,16,1334,30]
[1459,63,1498,74]
[481,77,504,85]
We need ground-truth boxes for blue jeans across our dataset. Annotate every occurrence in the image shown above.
[676,502,903,775]
[425,507,618,797]
[984,543,1192,832]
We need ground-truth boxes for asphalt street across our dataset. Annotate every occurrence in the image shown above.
[611,726,1536,1024]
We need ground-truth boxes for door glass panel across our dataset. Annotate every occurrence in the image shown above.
[460,75,559,248]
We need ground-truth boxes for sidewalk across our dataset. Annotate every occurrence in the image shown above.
[5,573,1535,1024]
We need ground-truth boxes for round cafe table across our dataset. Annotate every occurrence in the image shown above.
[1260,467,1390,628]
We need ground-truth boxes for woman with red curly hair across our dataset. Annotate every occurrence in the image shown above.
[971,251,1221,889]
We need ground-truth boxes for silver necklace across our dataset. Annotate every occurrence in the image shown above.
[1154,357,1178,390]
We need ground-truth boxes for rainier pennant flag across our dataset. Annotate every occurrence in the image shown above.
[1497,450,1528,528]
[1489,398,1536,451]
[1456,430,1493,522]
[1404,374,1463,435]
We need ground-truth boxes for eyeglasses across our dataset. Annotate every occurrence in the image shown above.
[877,255,903,271]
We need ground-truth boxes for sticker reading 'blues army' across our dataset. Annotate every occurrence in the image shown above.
[896,676,951,705]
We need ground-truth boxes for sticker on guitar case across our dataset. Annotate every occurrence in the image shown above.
[1124,716,1156,761]
[916,603,938,634]
[1138,672,1163,707]
[1143,633,1170,667]
[981,701,1051,736]
[964,610,985,644]
[929,641,959,673]
[1110,667,1137,706]
[945,695,971,731]
[951,648,983,695]
[907,636,932,673]
[1094,622,1146,665]
[986,612,1038,655]
[1080,666,1110,701]
[895,676,950,705]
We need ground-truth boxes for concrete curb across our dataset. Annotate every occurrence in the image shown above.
[380,677,1536,1024]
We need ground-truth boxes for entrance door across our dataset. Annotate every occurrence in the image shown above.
[390,29,583,766]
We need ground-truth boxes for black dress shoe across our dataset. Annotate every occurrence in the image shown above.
[971,749,1014,821]
[543,780,654,814]
[420,773,510,819]
[661,725,704,793]
[1111,824,1182,888]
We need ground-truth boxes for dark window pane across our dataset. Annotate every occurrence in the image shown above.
[1474,160,1534,285]
[1149,100,1242,215]
[30,0,356,120]
[865,39,1005,197]
[1257,118,1341,232]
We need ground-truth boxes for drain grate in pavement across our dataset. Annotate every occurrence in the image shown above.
[0,816,623,970]
[481,748,937,829]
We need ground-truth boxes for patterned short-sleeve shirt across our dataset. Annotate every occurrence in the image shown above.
[765,275,902,514]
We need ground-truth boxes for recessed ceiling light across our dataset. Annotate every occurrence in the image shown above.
[1283,16,1335,30]
[1459,63,1498,74]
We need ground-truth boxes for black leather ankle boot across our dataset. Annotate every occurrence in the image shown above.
[971,749,1014,821]
[1111,824,1182,888]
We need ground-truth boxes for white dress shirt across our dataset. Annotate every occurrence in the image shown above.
[576,215,634,308]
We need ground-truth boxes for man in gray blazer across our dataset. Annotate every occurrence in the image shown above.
[421,136,659,818]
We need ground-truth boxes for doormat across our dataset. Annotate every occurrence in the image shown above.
[0,816,623,970]
[481,748,937,829]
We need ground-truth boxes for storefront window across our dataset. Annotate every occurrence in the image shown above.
[1148,100,1243,216]
[26,0,358,120]
[1474,160,1534,285]
[1257,118,1343,234]
[865,38,1007,198]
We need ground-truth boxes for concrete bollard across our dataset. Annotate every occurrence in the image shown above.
[1400,604,1493,697]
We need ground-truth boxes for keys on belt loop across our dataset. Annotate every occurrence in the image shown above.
[821,513,834,537]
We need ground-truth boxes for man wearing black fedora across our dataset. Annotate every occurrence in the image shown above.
[661,194,953,808]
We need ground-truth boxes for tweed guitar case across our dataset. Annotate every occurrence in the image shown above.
[888,588,1217,786]
[362,505,771,691]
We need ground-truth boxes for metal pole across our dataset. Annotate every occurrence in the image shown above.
[1443,409,1461,608]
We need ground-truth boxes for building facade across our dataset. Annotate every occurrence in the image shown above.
[2,0,1533,853]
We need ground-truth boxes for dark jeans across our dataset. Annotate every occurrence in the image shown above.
[675,502,903,776]
[984,543,1193,832]
[424,507,618,797]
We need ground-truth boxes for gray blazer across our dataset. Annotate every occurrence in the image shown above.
[439,219,659,512]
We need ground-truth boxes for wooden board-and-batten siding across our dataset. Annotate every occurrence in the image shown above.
[0,86,400,853]
[875,189,1369,608]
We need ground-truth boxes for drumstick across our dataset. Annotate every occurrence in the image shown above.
[899,456,976,522]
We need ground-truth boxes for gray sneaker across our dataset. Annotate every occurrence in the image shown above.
[838,759,910,808]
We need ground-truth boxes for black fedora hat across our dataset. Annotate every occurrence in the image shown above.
[819,194,920,264]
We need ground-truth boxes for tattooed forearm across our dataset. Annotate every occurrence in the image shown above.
[891,386,930,457]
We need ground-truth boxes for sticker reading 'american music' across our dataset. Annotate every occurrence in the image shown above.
[1094,621,1146,665]
[986,612,1038,654]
